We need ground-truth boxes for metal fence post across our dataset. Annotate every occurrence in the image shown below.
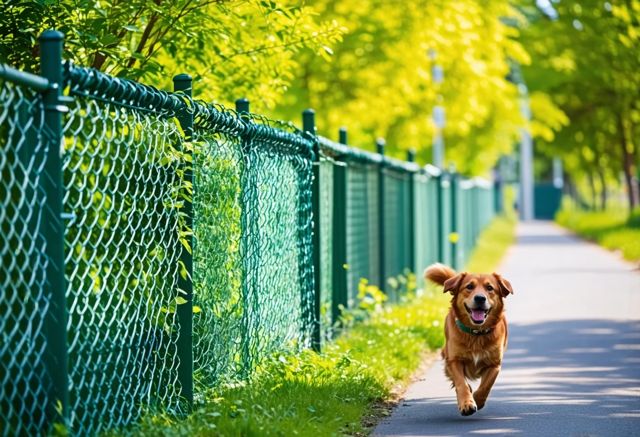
[494,167,503,215]
[236,97,259,375]
[39,29,69,430]
[332,128,348,326]
[376,138,386,296]
[304,109,322,352]
[173,74,193,407]
[407,149,416,275]
[450,171,459,271]
[435,172,444,263]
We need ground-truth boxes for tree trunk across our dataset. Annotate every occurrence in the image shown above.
[619,113,639,210]
[587,170,597,211]
[592,147,607,211]
[596,166,607,211]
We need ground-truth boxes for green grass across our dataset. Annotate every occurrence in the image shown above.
[556,203,640,262]
[126,214,517,437]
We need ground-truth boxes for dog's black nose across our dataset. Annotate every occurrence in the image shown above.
[474,295,487,304]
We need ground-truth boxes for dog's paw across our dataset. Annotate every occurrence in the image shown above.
[473,393,486,411]
[459,399,478,416]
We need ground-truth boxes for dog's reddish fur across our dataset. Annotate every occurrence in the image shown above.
[424,263,514,416]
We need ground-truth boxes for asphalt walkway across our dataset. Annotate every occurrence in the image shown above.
[374,221,640,437]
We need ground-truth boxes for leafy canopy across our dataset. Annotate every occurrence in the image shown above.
[276,0,531,175]
[0,0,343,110]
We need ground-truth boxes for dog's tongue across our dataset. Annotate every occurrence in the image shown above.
[471,309,486,322]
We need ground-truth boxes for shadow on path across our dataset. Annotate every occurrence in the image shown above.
[381,319,640,436]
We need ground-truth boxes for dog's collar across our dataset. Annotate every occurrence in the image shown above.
[455,318,493,336]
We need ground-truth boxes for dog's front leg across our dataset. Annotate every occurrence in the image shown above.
[473,365,500,410]
[447,359,476,416]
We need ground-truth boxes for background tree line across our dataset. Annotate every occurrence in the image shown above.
[1,0,638,211]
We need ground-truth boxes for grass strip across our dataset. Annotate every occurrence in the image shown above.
[556,204,640,262]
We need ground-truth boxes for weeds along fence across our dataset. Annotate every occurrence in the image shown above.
[0,31,499,436]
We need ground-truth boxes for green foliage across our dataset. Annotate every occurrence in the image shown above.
[0,0,343,110]
[355,278,388,314]
[556,201,640,262]
[520,0,640,208]
[191,136,244,385]
[276,0,529,175]
[339,271,418,329]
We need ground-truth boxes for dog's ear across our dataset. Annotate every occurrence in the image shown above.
[493,273,514,297]
[443,272,466,294]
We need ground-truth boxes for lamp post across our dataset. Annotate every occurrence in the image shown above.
[518,83,534,221]
[429,49,445,169]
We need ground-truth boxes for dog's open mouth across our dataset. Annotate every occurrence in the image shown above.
[465,304,490,325]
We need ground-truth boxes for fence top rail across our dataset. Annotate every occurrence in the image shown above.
[459,177,493,190]
[423,164,442,177]
[471,177,493,189]
[64,63,314,159]
[0,63,51,91]
[318,135,382,165]
[386,156,421,173]
[318,135,421,174]
[5,61,497,176]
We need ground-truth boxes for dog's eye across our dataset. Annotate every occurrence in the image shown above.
[486,285,494,291]
[466,283,474,290]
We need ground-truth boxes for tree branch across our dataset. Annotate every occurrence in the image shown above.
[223,29,340,61]
[126,0,163,68]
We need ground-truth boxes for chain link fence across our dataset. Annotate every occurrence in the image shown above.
[0,69,52,437]
[1,31,500,436]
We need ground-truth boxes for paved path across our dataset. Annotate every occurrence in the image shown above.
[375,221,640,437]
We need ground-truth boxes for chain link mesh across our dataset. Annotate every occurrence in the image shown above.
[341,163,381,304]
[0,75,51,437]
[190,129,244,388]
[383,168,412,300]
[190,108,315,390]
[62,71,185,434]
[440,176,453,266]
[414,173,439,288]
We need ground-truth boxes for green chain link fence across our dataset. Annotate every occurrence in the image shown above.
[0,66,52,437]
[1,31,500,436]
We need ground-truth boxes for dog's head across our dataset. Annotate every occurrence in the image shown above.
[444,272,513,326]
[425,263,513,327]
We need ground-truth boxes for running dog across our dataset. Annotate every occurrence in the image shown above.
[424,263,514,416]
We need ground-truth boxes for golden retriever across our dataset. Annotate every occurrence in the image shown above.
[424,263,514,416]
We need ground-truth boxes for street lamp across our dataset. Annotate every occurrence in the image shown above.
[429,49,445,169]
[518,83,534,221]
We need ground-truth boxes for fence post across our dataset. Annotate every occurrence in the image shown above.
[332,128,348,326]
[493,164,503,215]
[435,172,444,263]
[39,29,69,430]
[450,171,459,271]
[236,97,259,375]
[376,138,386,297]
[304,109,322,352]
[407,149,416,275]
[173,74,193,407]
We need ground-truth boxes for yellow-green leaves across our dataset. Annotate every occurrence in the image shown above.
[521,0,640,208]
[2,0,343,112]
[276,0,528,176]
[529,92,569,142]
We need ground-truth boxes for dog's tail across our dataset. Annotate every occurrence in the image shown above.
[424,263,456,286]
